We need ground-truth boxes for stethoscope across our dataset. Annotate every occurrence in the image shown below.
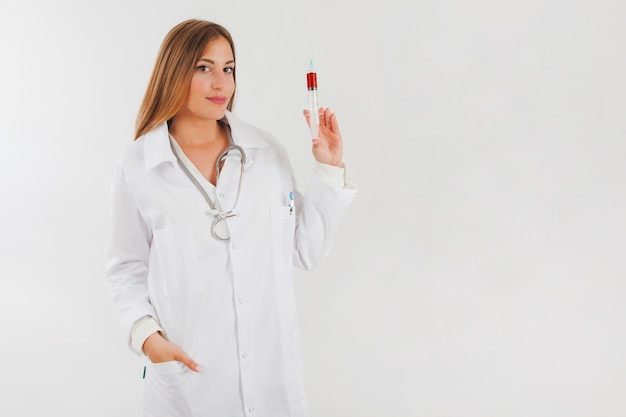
[169,123,246,241]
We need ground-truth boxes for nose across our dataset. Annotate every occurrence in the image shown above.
[212,70,226,90]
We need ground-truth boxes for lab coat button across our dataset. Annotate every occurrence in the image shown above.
[248,407,254,413]
[238,298,243,304]
[231,243,237,249]
[242,353,248,359]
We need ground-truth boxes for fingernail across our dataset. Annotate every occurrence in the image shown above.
[195,365,203,372]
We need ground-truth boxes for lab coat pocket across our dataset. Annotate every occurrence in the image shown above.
[151,360,187,377]
[270,206,296,271]
[145,360,194,415]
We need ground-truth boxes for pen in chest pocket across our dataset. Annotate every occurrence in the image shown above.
[288,191,294,215]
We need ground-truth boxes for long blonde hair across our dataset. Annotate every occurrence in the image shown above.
[135,19,236,139]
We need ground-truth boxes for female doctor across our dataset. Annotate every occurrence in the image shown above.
[106,19,356,417]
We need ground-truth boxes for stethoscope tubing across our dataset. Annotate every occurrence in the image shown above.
[168,126,246,241]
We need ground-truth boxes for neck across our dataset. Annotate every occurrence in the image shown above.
[169,116,224,146]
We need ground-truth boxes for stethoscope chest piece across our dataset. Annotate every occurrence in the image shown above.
[212,217,230,241]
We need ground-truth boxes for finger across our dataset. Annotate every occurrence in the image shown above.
[329,112,341,135]
[323,108,336,130]
[175,349,203,373]
[302,109,311,127]
[318,107,328,127]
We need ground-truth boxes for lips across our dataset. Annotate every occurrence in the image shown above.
[208,96,228,105]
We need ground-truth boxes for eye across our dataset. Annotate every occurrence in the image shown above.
[196,65,211,72]
[224,66,235,73]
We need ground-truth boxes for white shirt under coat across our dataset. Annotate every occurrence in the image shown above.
[106,111,357,417]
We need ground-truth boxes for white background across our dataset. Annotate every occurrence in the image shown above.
[1,0,625,415]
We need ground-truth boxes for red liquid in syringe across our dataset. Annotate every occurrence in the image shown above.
[307,71,317,90]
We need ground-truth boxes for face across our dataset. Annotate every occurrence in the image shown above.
[177,36,235,123]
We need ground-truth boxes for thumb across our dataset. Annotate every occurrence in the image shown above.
[174,348,203,373]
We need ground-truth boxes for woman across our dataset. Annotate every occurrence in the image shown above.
[106,19,356,416]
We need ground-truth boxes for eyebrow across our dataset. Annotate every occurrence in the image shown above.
[198,58,235,65]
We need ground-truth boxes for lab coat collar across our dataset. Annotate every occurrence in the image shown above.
[143,122,175,171]
[222,111,269,149]
[142,111,268,172]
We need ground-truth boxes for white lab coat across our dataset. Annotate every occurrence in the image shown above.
[106,111,357,417]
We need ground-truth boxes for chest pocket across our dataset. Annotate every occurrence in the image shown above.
[270,206,296,271]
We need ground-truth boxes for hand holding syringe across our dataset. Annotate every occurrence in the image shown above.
[303,60,344,168]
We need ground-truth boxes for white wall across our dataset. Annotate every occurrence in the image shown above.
[1,0,625,415]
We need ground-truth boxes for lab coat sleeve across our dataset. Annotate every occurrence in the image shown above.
[293,168,357,270]
[313,161,349,188]
[131,315,164,355]
[106,160,158,354]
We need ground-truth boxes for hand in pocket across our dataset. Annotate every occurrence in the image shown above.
[143,332,202,372]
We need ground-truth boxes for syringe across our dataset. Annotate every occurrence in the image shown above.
[307,59,319,139]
